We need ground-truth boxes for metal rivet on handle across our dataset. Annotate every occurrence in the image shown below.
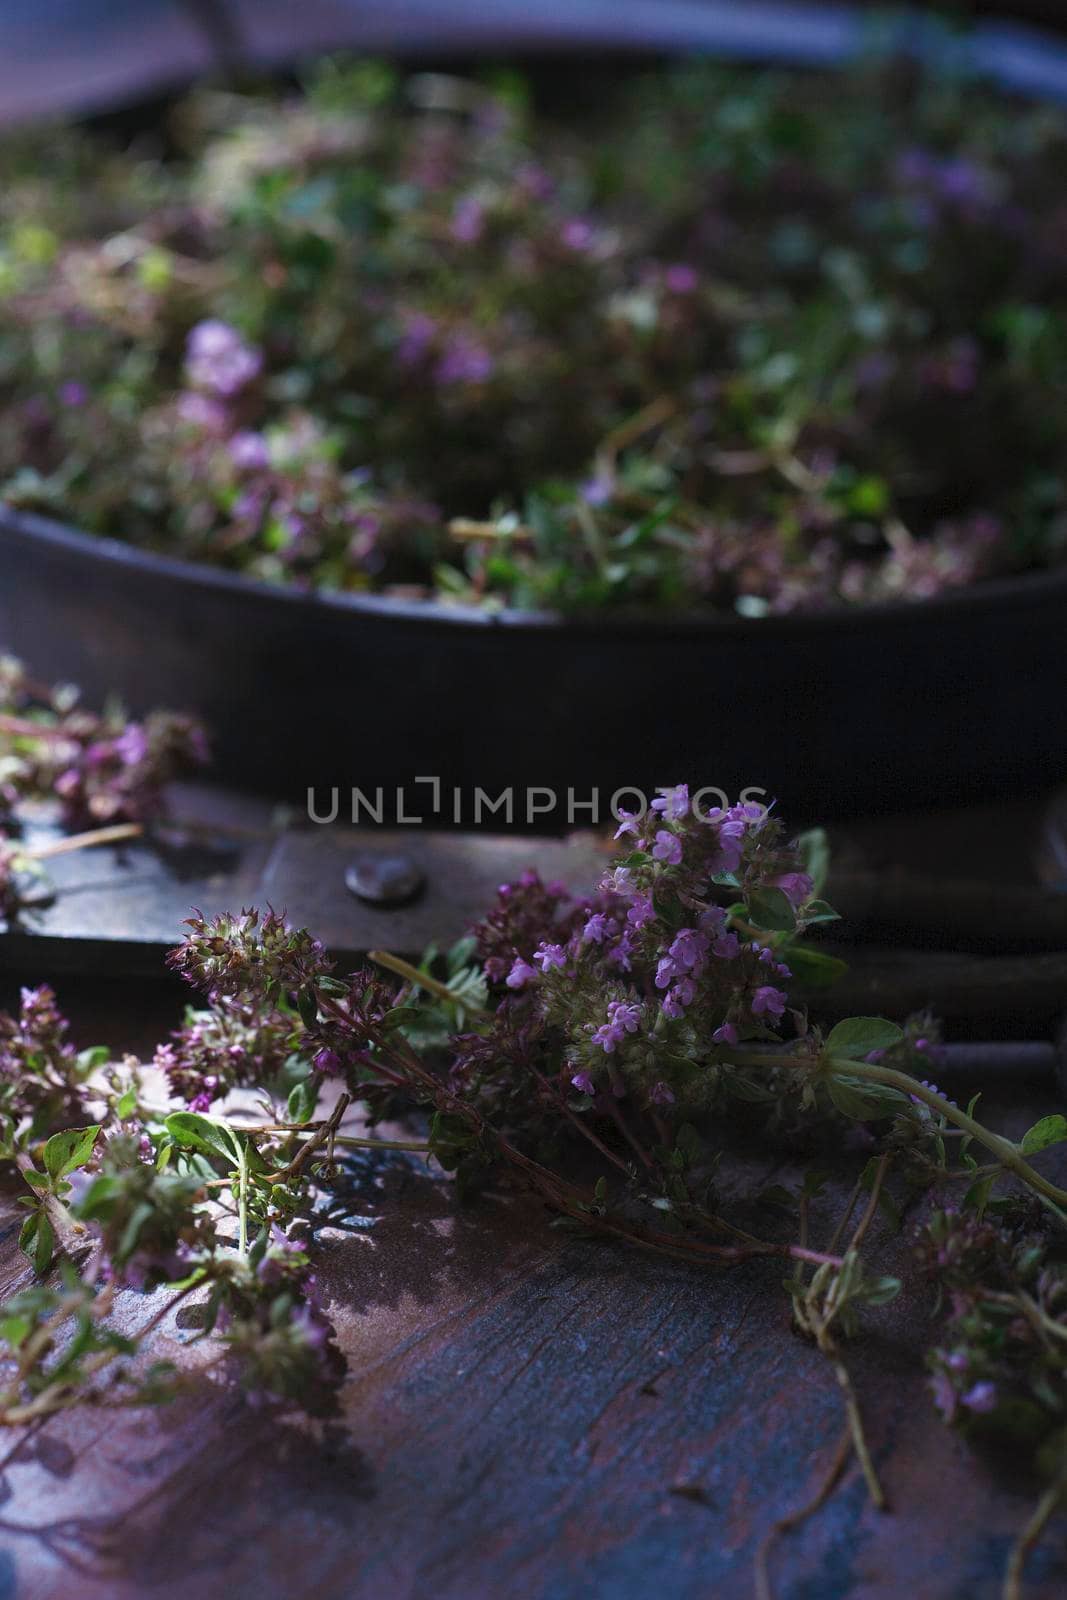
[345,853,426,908]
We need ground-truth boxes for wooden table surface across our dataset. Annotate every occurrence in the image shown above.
[0,972,1064,1600]
[1,785,1066,1596]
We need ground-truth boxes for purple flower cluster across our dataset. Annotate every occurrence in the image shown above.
[0,984,84,1121]
[50,710,208,827]
[6,64,1066,614]
[476,868,583,987]
[222,1230,340,1410]
[185,320,263,399]
[589,999,643,1054]
[920,1206,1067,1451]
[465,789,814,1110]
[1,661,208,829]
[155,1002,296,1110]
[168,907,330,1004]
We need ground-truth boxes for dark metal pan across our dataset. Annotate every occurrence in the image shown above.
[4,5,1067,824]
[3,505,1066,823]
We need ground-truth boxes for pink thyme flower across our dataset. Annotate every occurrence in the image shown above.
[752,985,787,1020]
[506,957,537,989]
[533,942,567,972]
[770,872,814,907]
[627,893,656,930]
[651,784,689,822]
[186,319,262,398]
[590,998,642,1051]
[652,830,683,866]
[961,1381,997,1414]
[668,927,708,973]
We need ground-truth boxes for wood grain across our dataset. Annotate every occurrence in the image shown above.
[0,980,1064,1598]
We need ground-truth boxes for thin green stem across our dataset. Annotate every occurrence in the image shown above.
[848,1155,889,1254]
[368,950,491,1018]
[236,1145,249,1256]
[28,823,142,861]
[830,1058,1067,1213]
[716,1048,1067,1215]
[829,1350,887,1511]
[333,1135,430,1153]
[754,1427,852,1600]
[1003,1473,1066,1600]
[14,1153,91,1264]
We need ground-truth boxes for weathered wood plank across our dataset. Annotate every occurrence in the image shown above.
[0,1001,1064,1599]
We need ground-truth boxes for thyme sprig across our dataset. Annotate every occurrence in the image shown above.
[2,784,1065,1591]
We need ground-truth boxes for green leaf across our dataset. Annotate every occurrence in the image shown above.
[287,1079,318,1125]
[964,1173,995,1218]
[71,1174,121,1221]
[118,1200,155,1261]
[802,899,841,924]
[19,1211,54,1275]
[746,887,796,932]
[447,934,478,970]
[379,1005,418,1032]
[75,1045,111,1078]
[116,1088,138,1120]
[863,1274,902,1306]
[825,1017,903,1059]
[0,1312,31,1349]
[796,828,830,896]
[43,1124,101,1181]
[827,1075,907,1121]
[317,976,349,996]
[786,945,848,989]
[297,987,320,1030]
[1020,1115,1067,1156]
[440,964,489,1019]
[165,1112,243,1166]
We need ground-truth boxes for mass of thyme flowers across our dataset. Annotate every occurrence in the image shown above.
[0,655,207,924]
[4,49,1067,611]
[3,786,1067,1592]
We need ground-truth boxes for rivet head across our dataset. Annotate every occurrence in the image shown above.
[345,853,426,908]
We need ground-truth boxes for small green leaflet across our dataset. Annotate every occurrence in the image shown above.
[746,887,796,932]
[165,1111,245,1165]
[802,900,841,925]
[75,1045,111,1078]
[1020,1115,1067,1156]
[827,1075,907,1121]
[862,1274,902,1307]
[796,827,830,896]
[43,1125,101,1181]
[825,1017,903,1059]
[287,1079,318,1125]
[786,946,848,989]
[19,1211,55,1276]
